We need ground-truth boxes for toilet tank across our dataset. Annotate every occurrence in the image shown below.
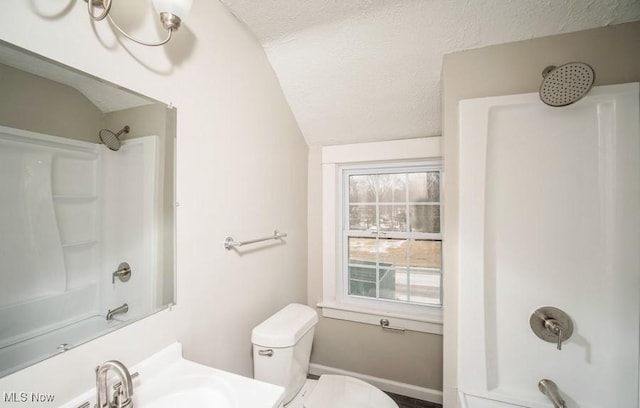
[252,303,319,404]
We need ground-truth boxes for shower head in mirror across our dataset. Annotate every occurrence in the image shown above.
[99,125,130,151]
[539,62,595,107]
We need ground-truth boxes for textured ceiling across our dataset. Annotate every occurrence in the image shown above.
[221,0,640,146]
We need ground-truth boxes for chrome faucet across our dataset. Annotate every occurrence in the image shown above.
[95,360,134,408]
[106,303,129,320]
[538,379,566,408]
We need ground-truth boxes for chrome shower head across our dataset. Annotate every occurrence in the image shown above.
[539,62,595,107]
[99,125,130,151]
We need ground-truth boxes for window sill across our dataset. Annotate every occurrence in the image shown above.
[317,302,443,335]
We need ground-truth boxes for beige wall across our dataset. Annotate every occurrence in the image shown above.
[105,104,168,140]
[0,63,104,142]
[442,21,640,407]
[0,1,307,406]
[307,146,444,392]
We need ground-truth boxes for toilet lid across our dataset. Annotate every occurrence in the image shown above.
[304,375,398,408]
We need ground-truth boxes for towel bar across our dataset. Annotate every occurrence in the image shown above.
[224,230,287,250]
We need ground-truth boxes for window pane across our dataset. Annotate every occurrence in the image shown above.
[408,268,441,305]
[408,240,441,305]
[348,265,377,298]
[377,239,406,301]
[408,172,440,202]
[409,239,441,268]
[344,167,443,308]
[409,205,440,233]
[348,237,377,264]
[378,205,406,232]
[349,175,376,203]
[377,238,407,265]
[348,237,377,298]
[378,174,407,203]
[380,266,409,302]
[378,238,409,301]
[349,205,376,230]
[380,265,402,301]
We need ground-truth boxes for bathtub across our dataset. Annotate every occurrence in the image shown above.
[0,314,123,377]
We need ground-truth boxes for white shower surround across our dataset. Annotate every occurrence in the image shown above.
[220,0,640,146]
[0,127,161,376]
[457,83,640,407]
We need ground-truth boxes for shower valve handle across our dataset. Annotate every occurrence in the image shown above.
[544,319,564,350]
[530,307,573,351]
[112,262,132,284]
[556,327,563,350]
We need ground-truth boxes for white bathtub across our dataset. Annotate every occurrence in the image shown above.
[0,315,123,378]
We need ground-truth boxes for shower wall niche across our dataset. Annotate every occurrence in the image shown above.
[457,83,640,407]
[0,126,160,375]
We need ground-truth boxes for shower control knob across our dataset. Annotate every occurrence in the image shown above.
[112,262,132,284]
[530,306,573,351]
[543,318,564,350]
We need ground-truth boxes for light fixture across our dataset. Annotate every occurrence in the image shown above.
[85,0,192,46]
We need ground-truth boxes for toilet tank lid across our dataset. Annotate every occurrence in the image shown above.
[252,303,319,348]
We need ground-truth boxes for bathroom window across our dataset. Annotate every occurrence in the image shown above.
[343,166,442,307]
[319,137,443,333]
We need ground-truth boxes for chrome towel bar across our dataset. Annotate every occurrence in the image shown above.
[224,230,287,250]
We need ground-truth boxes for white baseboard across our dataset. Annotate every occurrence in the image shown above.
[309,363,443,405]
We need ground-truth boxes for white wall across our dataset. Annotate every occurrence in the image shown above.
[0,0,308,406]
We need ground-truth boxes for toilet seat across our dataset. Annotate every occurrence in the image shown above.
[303,375,398,408]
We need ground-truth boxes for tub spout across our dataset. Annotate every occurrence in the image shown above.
[538,379,566,408]
[106,303,129,320]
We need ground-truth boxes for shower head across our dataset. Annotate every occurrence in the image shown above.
[539,62,595,107]
[99,125,130,151]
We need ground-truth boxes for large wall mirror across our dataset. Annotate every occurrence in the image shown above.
[0,40,176,377]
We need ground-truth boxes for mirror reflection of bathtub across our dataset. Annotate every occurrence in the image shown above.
[0,40,176,377]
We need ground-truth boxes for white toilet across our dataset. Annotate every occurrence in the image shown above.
[252,303,399,408]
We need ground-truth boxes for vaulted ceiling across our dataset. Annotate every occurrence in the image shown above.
[220,0,640,146]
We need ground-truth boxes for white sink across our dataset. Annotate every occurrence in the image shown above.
[134,375,236,408]
[59,343,284,408]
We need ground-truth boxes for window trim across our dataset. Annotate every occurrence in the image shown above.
[319,137,443,334]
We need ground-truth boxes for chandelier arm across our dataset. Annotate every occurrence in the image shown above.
[87,0,112,21]
[106,14,173,47]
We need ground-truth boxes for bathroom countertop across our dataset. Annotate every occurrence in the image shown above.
[58,342,285,408]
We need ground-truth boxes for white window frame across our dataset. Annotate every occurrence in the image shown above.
[318,137,443,335]
[341,163,443,308]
